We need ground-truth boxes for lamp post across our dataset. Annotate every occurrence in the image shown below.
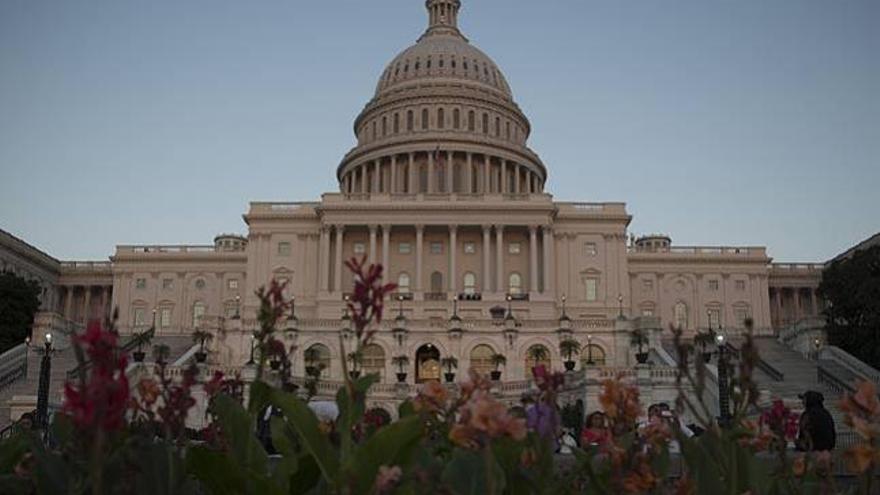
[561,294,567,319]
[715,333,731,426]
[617,293,625,320]
[233,295,241,320]
[813,337,822,360]
[586,334,594,365]
[35,333,53,431]
[246,333,256,365]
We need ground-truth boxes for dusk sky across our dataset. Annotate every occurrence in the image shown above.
[1,0,877,262]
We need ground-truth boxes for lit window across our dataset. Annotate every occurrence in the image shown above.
[192,302,206,327]
[509,273,523,294]
[463,242,476,254]
[508,242,521,254]
[278,242,292,256]
[463,272,477,294]
[642,279,653,291]
[398,242,412,254]
[160,308,172,328]
[135,278,147,290]
[225,306,237,318]
[162,278,173,290]
[227,279,239,290]
[398,273,411,293]
[584,242,597,256]
[430,242,443,254]
[674,302,688,329]
[133,308,146,326]
[470,344,495,376]
[361,344,386,378]
[642,308,654,317]
[353,242,366,255]
[708,279,719,291]
[735,280,746,291]
[585,278,598,302]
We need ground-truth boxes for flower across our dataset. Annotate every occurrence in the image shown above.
[413,381,449,413]
[839,380,880,440]
[759,399,799,441]
[344,257,397,341]
[449,376,527,449]
[374,465,402,494]
[843,443,879,474]
[598,378,641,428]
[791,455,806,477]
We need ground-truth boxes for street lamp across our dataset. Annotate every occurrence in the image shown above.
[246,333,256,365]
[586,334,595,365]
[715,333,731,426]
[36,333,53,431]
[233,295,241,320]
[617,293,625,320]
[813,337,822,360]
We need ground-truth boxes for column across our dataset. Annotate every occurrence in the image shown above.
[445,151,453,193]
[482,225,492,293]
[372,160,380,193]
[465,153,473,194]
[495,226,505,294]
[390,155,397,194]
[514,164,521,194]
[542,226,554,294]
[368,225,378,264]
[319,226,330,292]
[810,289,818,316]
[64,286,73,319]
[382,225,391,274]
[529,225,539,294]
[483,156,491,193]
[333,226,345,293]
[449,226,458,293]
[501,161,507,194]
[793,288,802,322]
[100,286,108,321]
[415,225,425,293]
[360,166,367,194]
[427,151,435,193]
[408,153,416,194]
[82,287,92,323]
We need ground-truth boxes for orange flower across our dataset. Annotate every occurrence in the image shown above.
[449,381,526,448]
[621,465,657,493]
[136,378,161,405]
[791,455,806,477]
[599,378,641,426]
[414,381,449,413]
[844,444,879,474]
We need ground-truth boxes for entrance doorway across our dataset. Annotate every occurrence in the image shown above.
[415,344,441,383]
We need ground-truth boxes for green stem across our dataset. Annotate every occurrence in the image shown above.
[91,428,105,495]
[484,447,496,495]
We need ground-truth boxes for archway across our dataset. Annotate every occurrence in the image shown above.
[415,344,441,383]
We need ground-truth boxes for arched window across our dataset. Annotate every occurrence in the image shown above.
[430,271,444,294]
[304,344,331,378]
[422,109,429,130]
[192,302,206,328]
[453,108,461,129]
[398,273,411,293]
[525,344,551,372]
[470,345,495,376]
[468,111,475,131]
[508,272,523,295]
[674,302,689,330]
[506,121,511,140]
[362,344,386,378]
[438,108,445,129]
[582,344,606,366]
[463,272,477,295]
[407,111,414,131]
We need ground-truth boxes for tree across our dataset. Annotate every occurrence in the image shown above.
[818,244,880,369]
[0,271,41,353]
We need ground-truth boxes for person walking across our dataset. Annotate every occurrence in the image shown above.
[796,390,836,451]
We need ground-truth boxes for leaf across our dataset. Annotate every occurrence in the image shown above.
[346,415,423,494]
[441,449,506,495]
[289,454,322,494]
[213,393,270,476]
[270,388,339,482]
[186,447,247,495]
[336,374,380,461]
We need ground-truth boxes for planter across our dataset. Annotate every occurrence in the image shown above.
[702,352,713,363]
[194,351,208,364]
[133,351,146,363]
[305,365,318,377]
[444,372,455,383]
[564,360,576,371]
[635,352,649,364]
[396,372,408,383]
[269,360,281,371]
[349,370,361,379]
[490,370,502,381]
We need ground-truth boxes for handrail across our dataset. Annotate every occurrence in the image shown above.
[0,408,36,440]
[820,346,880,387]
[67,328,155,381]
[0,343,28,394]
[818,365,855,395]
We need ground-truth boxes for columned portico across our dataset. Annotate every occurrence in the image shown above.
[495,225,504,294]
[482,226,492,293]
[449,225,458,294]
[333,225,345,293]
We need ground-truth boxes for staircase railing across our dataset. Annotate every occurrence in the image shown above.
[818,364,855,395]
[819,346,880,387]
[67,328,155,381]
[0,343,28,394]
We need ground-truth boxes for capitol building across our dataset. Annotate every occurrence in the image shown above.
[3,0,841,422]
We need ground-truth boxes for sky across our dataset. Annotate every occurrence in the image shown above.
[1,0,877,262]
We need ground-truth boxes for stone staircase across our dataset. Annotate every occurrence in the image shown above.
[0,335,194,427]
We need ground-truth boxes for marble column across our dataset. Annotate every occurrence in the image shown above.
[64,286,73,320]
[542,226,554,294]
[360,166,367,194]
[465,153,473,194]
[82,287,92,323]
[427,151,435,193]
[495,226,505,294]
[529,225,539,294]
[515,165,521,194]
[390,155,397,194]
[500,161,507,194]
[446,150,453,193]
[319,225,330,292]
[483,156,491,193]
[382,225,391,275]
[369,225,378,264]
[449,226,458,293]
[415,225,425,293]
[333,226,345,293]
[408,153,416,194]
[482,225,492,293]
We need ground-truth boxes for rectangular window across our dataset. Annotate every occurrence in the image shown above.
[642,308,654,317]
[708,279,719,291]
[162,278,173,290]
[135,278,146,290]
[160,308,172,328]
[585,278,598,302]
[463,242,476,254]
[735,280,746,291]
[584,242,597,256]
[734,308,750,327]
[278,242,291,256]
[398,242,412,254]
[430,242,443,254]
[133,308,146,326]
[708,308,721,329]
[642,279,654,291]
[228,279,239,290]
[226,306,238,318]
[353,242,366,254]
[508,242,521,254]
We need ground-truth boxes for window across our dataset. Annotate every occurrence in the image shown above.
[734,307,750,328]
[453,109,460,129]
[463,242,476,254]
[422,109,429,130]
[160,308,172,328]
[468,111,475,131]
[482,113,489,134]
[278,242,292,256]
[506,121,511,140]
[508,273,523,295]
[707,308,721,329]
[382,116,387,136]
[641,308,655,317]
[135,278,147,290]
[674,302,689,330]
[398,242,412,254]
[430,242,443,254]
[228,279,239,290]
[437,108,445,129]
[192,302,206,327]
[584,242,597,256]
[495,117,500,136]
[398,273,411,293]
[362,344,386,378]
[583,344,606,366]
[508,242,521,254]
[470,345,495,376]
[407,111,414,131]
[195,278,206,290]
[735,280,746,291]
[708,279,719,291]
[161,278,173,290]
[585,278,598,301]
[353,242,366,255]
[393,113,399,133]
[642,279,654,291]
[463,272,477,295]
[133,308,146,326]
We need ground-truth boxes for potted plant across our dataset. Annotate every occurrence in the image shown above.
[132,331,149,363]
[347,350,363,379]
[192,329,213,364]
[152,343,170,365]
[441,356,458,383]
[304,347,321,378]
[631,328,650,364]
[694,329,716,363]
[559,339,580,371]
[490,353,506,381]
[392,355,409,383]
[527,346,550,375]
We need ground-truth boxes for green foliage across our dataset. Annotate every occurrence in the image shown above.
[490,353,507,370]
[441,356,458,372]
[819,244,880,369]
[0,270,41,353]
[559,339,580,361]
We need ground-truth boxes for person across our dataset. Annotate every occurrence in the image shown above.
[16,412,34,432]
[580,411,611,448]
[796,390,835,451]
